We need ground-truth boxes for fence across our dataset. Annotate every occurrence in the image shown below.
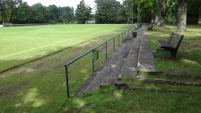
[85,20,96,24]
[3,23,13,27]
[64,27,135,98]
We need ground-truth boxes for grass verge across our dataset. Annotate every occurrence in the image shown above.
[60,24,201,113]
[0,24,126,72]
[0,25,127,112]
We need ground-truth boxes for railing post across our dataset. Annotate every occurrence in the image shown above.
[105,42,108,60]
[65,65,70,98]
[64,28,135,99]
[118,35,120,47]
[113,37,115,52]
[126,29,128,38]
[122,32,123,40]
[128,29,129,37]
[92,51,95,72]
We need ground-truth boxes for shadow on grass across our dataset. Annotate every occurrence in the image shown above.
[61,83,201,113]
[0,31,126,112]
[148,24,201,75]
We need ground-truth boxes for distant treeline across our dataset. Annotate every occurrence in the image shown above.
[0,0,200,24]
[0,0,74,24]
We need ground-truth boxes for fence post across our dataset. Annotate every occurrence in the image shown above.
[118,35,120,47]
[122,32,123,40]
[92,51,95,72]
[105,42,108,60]
[113,37,115,52]
[129,29,130,37]
[65,65,70,98]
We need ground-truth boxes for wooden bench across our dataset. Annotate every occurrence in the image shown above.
[157,32,174,44]
[156,33,184,58]
[148,24,153,30]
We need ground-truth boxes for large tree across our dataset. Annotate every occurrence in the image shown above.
[9,0,22,23]
[16,2,32,23]
[155,0,175,26]
[95,0,121,23]
[0,0,12,23]
[187,0,201,15]
[140,0,157,23]
[75,0,92,24]
[46,5,59,23]
[58,6,75,23]
[31,3,47,23]
[0,0,23,23]
[116,4,127,23]
[176,0,187,32]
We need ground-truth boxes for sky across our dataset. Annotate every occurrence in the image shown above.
[23,0,123,10]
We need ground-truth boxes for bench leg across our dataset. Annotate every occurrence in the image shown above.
[163,50,179,60]
[169,50,177,58]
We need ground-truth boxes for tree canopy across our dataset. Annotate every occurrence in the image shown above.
[75,0,92,24]
[0,0,75,24]
[0,0,200,26]
[95,0,123,23]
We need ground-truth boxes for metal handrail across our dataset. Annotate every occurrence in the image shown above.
[64,27,134,98]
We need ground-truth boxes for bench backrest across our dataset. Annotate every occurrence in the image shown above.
[170,33,184,49]
[168,32,174,42]
[148,24,153,28]
[148,24,153,30]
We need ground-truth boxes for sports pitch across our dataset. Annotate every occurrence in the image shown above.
[0,24,127,71]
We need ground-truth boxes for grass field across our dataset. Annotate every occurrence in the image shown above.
[60,24,201,113]
[1,24,201,112]
[0,24,128,112]
[0,24,127,72]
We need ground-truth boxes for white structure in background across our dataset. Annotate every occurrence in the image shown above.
[0,25,3,27]
[3,23,13,27]
[85,20,96,24]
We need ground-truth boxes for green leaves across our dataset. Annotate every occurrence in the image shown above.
[95,0,122,23]
[75,0,92,24]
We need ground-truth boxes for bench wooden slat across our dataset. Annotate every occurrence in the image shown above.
[170,33,183,48]
[156,40,172,48]
[156,32,184,58]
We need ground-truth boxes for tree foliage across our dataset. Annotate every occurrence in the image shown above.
[187,0,201,15]
[95,0,122,23]
[0,0,200,25]
[16,2,32,23]
[75,0,92,24]
[46,5,59,23]
[0,0,75,24]
[58,7,74,23]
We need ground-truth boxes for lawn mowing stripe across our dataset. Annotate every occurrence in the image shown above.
[0,29,115,59]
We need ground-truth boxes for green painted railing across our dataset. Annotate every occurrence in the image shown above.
[64,27,135,98]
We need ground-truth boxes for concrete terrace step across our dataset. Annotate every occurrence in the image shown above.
[137,34,156,73]
[100,38,135,86]
[118,37,141,79]
[83,38,135,93]
[73,26,156,97]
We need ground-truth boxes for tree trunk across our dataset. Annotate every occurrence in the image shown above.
[154,15,158,25]
[156,0,166,26]
[151,17,155,24]
[176,0,187,32]
[157,12,165,26]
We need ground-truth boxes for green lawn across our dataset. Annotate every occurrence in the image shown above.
[0,24,127,72]
[147,24,201,75]
[60,24,201,113]
[0,24,128,112]
[1,24,201,113]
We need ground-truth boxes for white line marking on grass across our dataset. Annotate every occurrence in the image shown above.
[0,29,111,59]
